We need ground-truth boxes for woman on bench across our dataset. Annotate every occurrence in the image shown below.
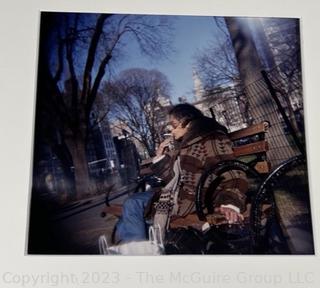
[109,103,248,245]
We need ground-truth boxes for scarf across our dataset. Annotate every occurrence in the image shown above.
[153,156,181,241]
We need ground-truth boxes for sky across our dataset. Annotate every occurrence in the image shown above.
[114,15,223,104]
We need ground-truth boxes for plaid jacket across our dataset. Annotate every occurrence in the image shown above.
[151,117,248,218]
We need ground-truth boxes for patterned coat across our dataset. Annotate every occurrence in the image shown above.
[151,117,248,219]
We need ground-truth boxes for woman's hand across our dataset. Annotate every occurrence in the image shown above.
[156,138,173,157]
[214,206,244,224]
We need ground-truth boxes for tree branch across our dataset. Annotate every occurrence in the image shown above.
[53,35,65,83]
[81,14,112,104]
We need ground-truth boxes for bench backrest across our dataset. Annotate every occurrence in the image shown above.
[229,121,270,174]
[140,121,271,175]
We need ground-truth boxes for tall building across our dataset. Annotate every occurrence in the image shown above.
[87,109,119,177]
[63,79,119,175]
[259,18,300,68]
[260,18,303,110]
[153,94,173,135]
[112,135,140,185]
[88,92,120,176]
[192,69,205,101]
[250,19,301,96]
[249,18,304,136]
[193,65,246,131]
[193,82,247,132]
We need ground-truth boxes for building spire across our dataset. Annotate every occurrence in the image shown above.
[192,68,204,101]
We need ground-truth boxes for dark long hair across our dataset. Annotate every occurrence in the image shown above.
[169,104,228,146]
[168,103,203,128]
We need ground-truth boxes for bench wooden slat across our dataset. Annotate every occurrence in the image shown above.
[233,140,269,157]
[229,122,269,141]
[138,122,271,175]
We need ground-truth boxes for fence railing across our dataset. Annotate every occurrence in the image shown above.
[204,59,305,168]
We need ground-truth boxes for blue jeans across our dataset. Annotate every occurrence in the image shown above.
[115,191,154,243]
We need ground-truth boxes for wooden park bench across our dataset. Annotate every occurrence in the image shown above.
[102,121,271,217]
[101,121,274,252]
[101,121,310,254]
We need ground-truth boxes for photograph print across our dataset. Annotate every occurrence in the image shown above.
[27,12,314,255]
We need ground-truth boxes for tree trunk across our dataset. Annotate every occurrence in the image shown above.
[65,136,92,199]
[51,144,76,200]
[225,17,298,166]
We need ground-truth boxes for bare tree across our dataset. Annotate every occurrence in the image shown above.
[194,36,239,90]
[193,17,250,125]
[107,68,172,157]
[36,12,173,199]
